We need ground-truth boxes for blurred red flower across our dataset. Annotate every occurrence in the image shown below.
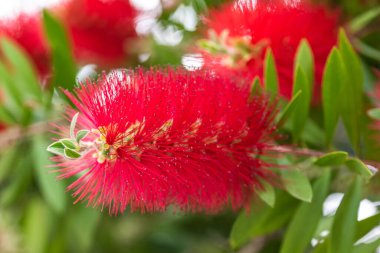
[53,68,277,214]
[200,0,340,101]
[56,0,137,67]
[0,14,50,78]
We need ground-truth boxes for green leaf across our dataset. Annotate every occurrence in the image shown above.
[257,181,276,207]
[294,39,314,90]
[32,135,66,214]
[250,76,262,97]
[280,171,331,253]
[353,239,380,253]
[23,198,54,253]
[43,10,77,91]
[355,213,380,241]
[367,108,380,120]
[64,148,81,159]
[322,48,344,146]
[76,130,89,143]
[264,48,279,96]
[339,29,363,153]
[61,139,77,150]
[281,168,313,202]
[0,144,19,182]
[345,158,373,179]
[291,67,311,142]
[349,6,380,33]
[276,90,302,126]
[67,203,100,252]
[314,151,348,167]
[230,190,298,249]
[0,37,42,100]
[329,177,362,253]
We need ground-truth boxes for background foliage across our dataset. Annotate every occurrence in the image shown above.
[0,0,380,252]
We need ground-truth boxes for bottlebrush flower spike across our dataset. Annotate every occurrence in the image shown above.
[56,0,136,67]
[0,13,50,78]
[199,0,340,100]
[48,68,278,214]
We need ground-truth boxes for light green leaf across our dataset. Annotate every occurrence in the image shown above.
[32,135,66,213]
[281,168,313,202]
[353,239,380,253]
[345,158,373,179]
[322,48,344,146]
[61,139,77,150]
[295,39,314,90]
[367,108,380,120]
[314,151,348,167]
[64,148,81,159]
[349,6,380,33]
[23,198,53,253]
[76,130,89,143]
[291,67,311,142]
[355,213,380,242]
[280,171,331,253]
[257,181,276,207]
[264,48,279,96]
[329,177,362,253]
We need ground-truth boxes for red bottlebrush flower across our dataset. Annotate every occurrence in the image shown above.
[56,0,136,67]
[0,14,50,78]
[199,0,340,101]
[49,68,277,214]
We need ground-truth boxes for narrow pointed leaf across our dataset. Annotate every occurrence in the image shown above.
[322,48,344,146]
[264,48,279,96]
[280,171,331,253]
[349,6,380,33]
[291,67,311,142]
[295,39,314,90]
[61,139,77,150]
[329,177,362,253]
[70,112,79,139]
[277,90,302,126]
[345,158,373,179]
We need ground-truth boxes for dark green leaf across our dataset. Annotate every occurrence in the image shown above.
[329,177,362,253]
[280,171,331,253]
[281,168,313,202]
[322,48,344,146]
[264,48,279,96]
[291,67,311,142]
[314,151,348,167]
[250,76,262,97]
[355,213,380,241]
[43,10,77,91]
[32,135,66,213]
